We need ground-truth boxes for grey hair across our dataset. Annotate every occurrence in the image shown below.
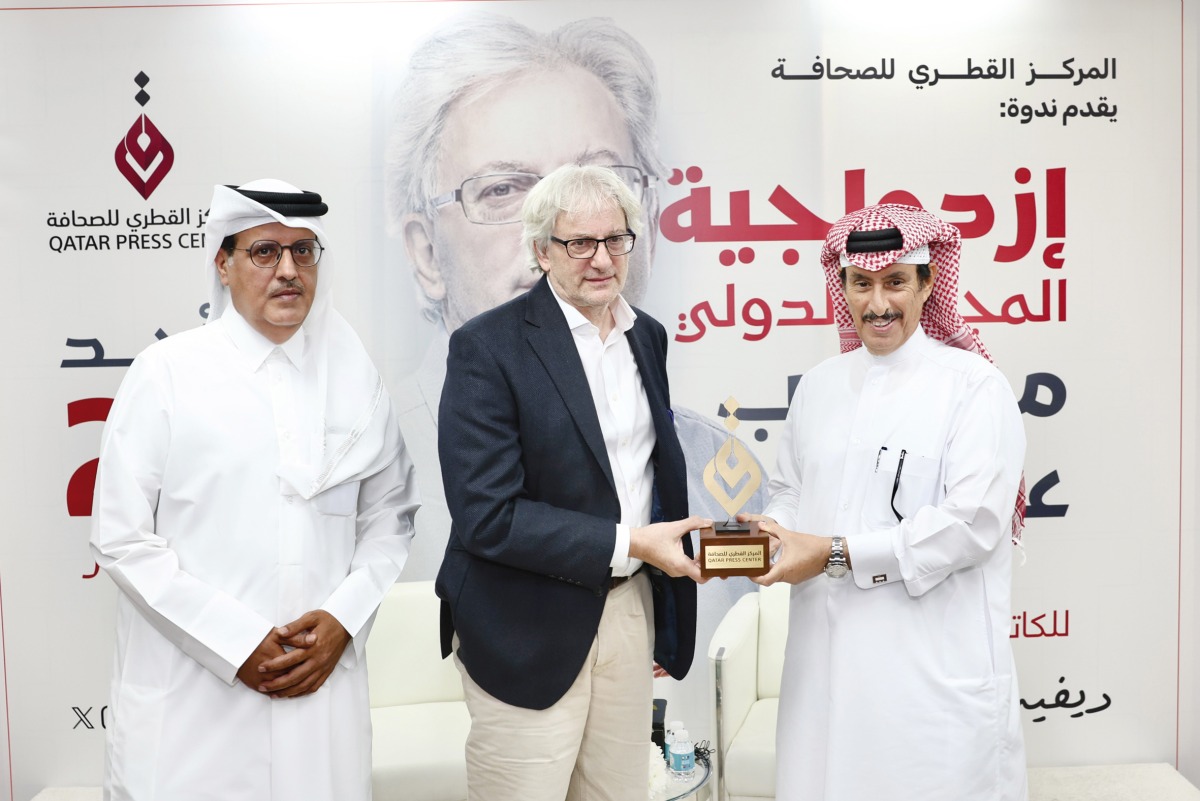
[520,165,644,271]
[383,12,665,322]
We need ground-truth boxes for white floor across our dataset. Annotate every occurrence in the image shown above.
[28,763,1200,801]
[1029,763,1200,801]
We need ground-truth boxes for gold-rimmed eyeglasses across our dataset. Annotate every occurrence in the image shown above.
[234,239,324,269]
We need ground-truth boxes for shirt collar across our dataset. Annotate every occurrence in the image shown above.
[547,280,637,337]
[863,323,932,366]
[221,306,308,370]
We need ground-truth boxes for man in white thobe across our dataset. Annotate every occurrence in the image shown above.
[746,204,1028,801]
[90,180,419,801]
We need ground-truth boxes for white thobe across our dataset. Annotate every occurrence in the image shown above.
[91,311,419,801]
[765,327,1027,801]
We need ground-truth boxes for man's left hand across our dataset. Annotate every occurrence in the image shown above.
[257,609,351,699]
[751,521,831,586]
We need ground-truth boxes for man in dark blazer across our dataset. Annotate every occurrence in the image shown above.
[435,165,706,800]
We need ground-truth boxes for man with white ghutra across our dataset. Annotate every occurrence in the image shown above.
[91,180,419,801]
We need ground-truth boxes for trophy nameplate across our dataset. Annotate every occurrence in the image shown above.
[698,397,769,578]
[699,520,769,577]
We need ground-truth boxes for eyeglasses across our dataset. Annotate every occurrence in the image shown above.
[235,239,324,269]
[889,449,907,523]
[875,446,907,523]
[429,165,655,225]
[550,233,637,259]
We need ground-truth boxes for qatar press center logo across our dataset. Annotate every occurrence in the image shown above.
[114,71,174,199]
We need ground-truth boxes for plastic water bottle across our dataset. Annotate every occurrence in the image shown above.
[669,727,695,780]
[664,719,684,760]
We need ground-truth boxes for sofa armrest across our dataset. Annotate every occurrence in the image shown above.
[708,592,762,756]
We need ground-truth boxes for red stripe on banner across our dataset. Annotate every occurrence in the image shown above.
[1177,0,1185,772]
[0,0,506,11]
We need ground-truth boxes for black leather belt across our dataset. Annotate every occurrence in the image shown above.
[609,569,641,590]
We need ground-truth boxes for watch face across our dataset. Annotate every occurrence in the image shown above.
[826,562,849,579]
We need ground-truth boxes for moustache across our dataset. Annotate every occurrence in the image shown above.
[862,310,901,323]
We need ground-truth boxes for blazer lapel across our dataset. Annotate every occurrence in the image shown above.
[525,278,616,495]
[626,319,673,448]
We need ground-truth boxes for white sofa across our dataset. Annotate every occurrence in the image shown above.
[707,582,790,801]
[367,580,470,801]
[25,577,1200,801]
[706,585,1200,801]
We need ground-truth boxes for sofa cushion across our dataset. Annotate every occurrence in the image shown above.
[724,697,777,799]
[368,581,464,707]
[371,700,471,801]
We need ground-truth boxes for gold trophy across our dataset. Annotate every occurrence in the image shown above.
[698,397,770,578]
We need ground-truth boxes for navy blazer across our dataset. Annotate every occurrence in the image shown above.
[434,275,696,710]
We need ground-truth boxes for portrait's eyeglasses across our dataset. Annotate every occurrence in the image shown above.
[429,165,656,225]
[550,233,637,259]
[235,239,324,269]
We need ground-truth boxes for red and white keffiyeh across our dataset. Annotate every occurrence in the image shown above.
[820,203,1026,544]
[820,203,989,358]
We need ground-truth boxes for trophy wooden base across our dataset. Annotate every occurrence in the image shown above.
[699,521,769,578]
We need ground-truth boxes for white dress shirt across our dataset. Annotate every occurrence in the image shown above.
[549,288,655,577]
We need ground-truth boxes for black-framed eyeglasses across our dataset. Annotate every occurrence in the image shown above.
[428,165,656,225]
[551,233,637,259]
[235,239,324,269]
[890,449,907,522]
[875,446,907,523]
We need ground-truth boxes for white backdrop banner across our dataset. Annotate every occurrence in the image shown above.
[0,1,1186,798]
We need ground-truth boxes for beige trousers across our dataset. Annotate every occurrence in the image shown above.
[455,571,655,801]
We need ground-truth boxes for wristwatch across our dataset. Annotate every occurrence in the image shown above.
[825,536,849,579]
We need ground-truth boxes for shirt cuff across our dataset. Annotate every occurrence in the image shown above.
[189,600,276,686]
[611,523,633,573]
[761,504,792,532]
[846,529,903,590]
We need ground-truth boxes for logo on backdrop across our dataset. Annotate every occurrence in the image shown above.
[71,705,109,730]
[114,71,174,199]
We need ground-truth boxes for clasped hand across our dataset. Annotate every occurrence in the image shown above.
[236,609,351,699]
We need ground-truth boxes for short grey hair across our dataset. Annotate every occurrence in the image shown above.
[520,165,644,271]
[383,12,665,322]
